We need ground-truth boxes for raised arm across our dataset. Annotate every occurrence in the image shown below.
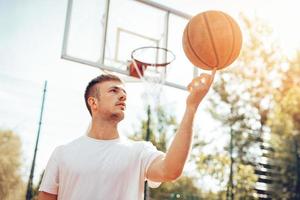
[147,69,216,182]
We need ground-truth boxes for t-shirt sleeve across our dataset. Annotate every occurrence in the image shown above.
[141,141,165,188]
[39,146,61,194]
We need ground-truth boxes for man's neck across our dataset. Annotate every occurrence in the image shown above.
[88,118,119,140]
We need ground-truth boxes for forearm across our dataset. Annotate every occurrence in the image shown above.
[38,192,57,200]
[163,107,196,177]
[147,72,215,182]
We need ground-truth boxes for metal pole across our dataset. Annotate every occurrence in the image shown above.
[226,128,234,200]
[294,138,300,199]
[61,0,73,57]
[26,81,47,200]
[144,105,151,200]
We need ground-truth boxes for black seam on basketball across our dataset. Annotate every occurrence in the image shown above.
[221,13,235,68]
[186,21,211,68]
[203,12,218,68]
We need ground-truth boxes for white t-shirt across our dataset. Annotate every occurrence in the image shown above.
[39,135,165,200]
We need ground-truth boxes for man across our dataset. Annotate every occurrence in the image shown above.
[38,71,215,200]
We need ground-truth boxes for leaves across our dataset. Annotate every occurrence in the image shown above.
[267,50,300,198]
[0,129,25,200]
[199,13,286,199]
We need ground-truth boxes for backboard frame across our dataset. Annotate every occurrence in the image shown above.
[61,0,198,91]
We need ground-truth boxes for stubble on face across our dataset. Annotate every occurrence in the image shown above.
[96,82,126,123]
[110,112,124,122]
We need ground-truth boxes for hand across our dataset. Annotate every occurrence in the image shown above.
[186,68,216,110]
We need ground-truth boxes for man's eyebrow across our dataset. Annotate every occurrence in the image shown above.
[109,86,127,94]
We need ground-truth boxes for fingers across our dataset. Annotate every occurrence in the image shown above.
[209,67,217,85]
[212,67,217,77]
[188,75,209,91]
[198,68,216,86]
[188,68,217,92]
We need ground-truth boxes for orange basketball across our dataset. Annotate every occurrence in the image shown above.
[182,10,242,70]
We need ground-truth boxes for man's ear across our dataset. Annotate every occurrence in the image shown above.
[88,96,98,110]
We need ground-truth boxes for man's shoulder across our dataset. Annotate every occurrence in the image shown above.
[66,135,85,145]
[53,136,85,152]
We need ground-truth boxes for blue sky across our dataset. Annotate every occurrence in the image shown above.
[1,0,299,188]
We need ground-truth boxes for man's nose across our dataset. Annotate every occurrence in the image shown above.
[119,92,126,101]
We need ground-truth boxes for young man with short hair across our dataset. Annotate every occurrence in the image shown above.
[38,71,215,200]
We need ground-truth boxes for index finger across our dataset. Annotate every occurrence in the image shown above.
[208,67,217,85]
[211,67,217,77]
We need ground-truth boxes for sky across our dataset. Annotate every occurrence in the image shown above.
[0,0,299,189]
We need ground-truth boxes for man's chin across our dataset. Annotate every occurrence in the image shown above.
[111,112,124,122]
[118,113,125,121]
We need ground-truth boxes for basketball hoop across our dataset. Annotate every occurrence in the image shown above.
[128,46,175,109]
[129,46,175,80]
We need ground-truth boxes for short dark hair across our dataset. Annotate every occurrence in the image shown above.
[84,74,122,116]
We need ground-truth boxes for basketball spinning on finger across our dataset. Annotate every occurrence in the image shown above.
[182,10,243,71]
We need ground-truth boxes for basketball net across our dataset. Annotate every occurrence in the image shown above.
[128,46,175,111]
[130,59,166,110]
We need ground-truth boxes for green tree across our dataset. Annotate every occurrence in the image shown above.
[130,105,177,152]
[0,129,25,200]
[233,164,257,200]
[195,152,257,200]
[196,152,230,189]
[268,51,300,198]
[153,176,202,200]
[199,14,285,199]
